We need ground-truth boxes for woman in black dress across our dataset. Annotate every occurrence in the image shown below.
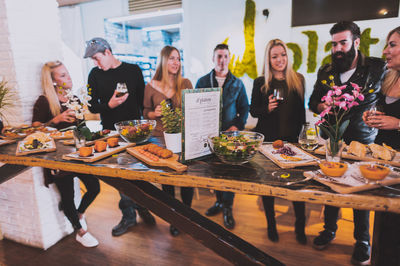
[250,39,307,244]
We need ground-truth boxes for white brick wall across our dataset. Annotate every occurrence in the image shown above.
[0,167,83,250]
[0,0,82,250]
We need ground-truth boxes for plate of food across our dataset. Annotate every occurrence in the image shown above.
[304,161,400,194]
[126,143,187,172]
[2,125,56,139]
[16,132,56,156]
[62,138,136,162]
[49,130,74,140]
[315,141,400,167]
[259,140,319,168]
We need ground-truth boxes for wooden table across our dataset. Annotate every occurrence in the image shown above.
[0,137,399,265]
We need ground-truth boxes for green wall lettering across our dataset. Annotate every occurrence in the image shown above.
[225,0,258,79]
[286,43,302,71]
[360,28,379,56]
[302,31,318,73]
[321,41,332,67]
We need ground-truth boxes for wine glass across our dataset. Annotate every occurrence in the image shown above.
[367,105,383,120]
[116,83,128,97]
[273,89,284,102]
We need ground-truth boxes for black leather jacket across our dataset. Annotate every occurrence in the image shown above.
[309,52,386,144]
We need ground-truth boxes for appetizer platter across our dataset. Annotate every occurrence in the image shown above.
[62,138,135,162]
[16,132,56,156]
[127,144,187,172]
[49,130,73,140]
[304,162,400,194]
[62,129,119,146]
[259,140,319,168]
[314,141,400,167]
[2,125,56,139]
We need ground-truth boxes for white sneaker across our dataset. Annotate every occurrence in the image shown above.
[76,232,99,248]
[79,215,88,231]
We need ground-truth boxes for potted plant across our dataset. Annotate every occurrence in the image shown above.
[160,99,182,153]
[0,78,15,132]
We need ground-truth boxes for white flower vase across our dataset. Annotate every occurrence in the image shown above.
[163,132,182,153]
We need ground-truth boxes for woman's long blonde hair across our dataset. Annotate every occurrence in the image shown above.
[382,26,400,97]
[153,46,184,102]
[41,60,63,117]
[262,39,304,98]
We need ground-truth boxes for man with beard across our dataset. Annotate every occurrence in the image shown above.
[308,21,385,265]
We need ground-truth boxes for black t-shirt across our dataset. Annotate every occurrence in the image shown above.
[375,94,400,149]
[87,62,145,130]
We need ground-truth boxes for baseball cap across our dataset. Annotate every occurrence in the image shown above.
[83,37,112,58]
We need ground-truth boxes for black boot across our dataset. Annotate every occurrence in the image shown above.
[223,206,235,229]
[112,217,137,236]
[262,196,279,242]
[267,225,279,242]
[205,201,223,216]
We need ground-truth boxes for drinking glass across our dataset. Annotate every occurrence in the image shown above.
[273,89,284,102]
[298,122,318,151]
[116,83,128,97]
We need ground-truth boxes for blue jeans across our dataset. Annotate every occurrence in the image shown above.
[119,193,148,221]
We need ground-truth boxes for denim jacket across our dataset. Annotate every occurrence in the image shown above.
[195,70,249,130]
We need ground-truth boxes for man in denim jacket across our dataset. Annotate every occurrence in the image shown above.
[195,43,249,229]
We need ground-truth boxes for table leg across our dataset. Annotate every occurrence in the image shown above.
[98,176,284,266]
[371,211,400,266]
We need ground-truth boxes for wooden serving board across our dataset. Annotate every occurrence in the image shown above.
[315,145,400,167]
[49,130,73,140]
[259,143,319,169]
[0,139,16,146]
[304,170,400,194]
[127,146,187,172]
[62,142,136,163]
[62,131,119,146]
[15,139,57,156]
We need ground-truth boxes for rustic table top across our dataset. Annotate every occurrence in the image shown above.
[1,137,400,213]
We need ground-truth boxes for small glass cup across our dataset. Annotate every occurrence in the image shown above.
[273,89,284,102]
[298,122,319,151]
[116,83,128,97]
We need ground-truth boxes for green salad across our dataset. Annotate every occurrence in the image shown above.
[211,133,260,163]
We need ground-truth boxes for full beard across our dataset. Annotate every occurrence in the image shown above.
[331,43,356,73]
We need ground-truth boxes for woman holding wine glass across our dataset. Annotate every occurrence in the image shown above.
[143,46,194,237]
[250,39,307,244]
[361,26,400,265]
[362,26,400,149]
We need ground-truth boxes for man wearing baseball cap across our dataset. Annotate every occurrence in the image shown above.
[84,37,156,236]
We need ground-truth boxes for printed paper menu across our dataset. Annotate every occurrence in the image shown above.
[181,88,221,161]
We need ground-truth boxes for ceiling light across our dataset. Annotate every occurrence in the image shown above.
[378,8,388,16]
[107,8,183,23]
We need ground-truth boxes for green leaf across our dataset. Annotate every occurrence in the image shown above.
[319,125,335,141]
[338,120,349,140]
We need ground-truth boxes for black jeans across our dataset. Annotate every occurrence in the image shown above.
[323,205,370,242]
[216,191,235,208]
[262,196,306,232]
[54,173,100,230]
[119,193,149,221]
[162,185,194,207]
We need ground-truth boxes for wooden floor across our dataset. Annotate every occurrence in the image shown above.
[0,181,374,266]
